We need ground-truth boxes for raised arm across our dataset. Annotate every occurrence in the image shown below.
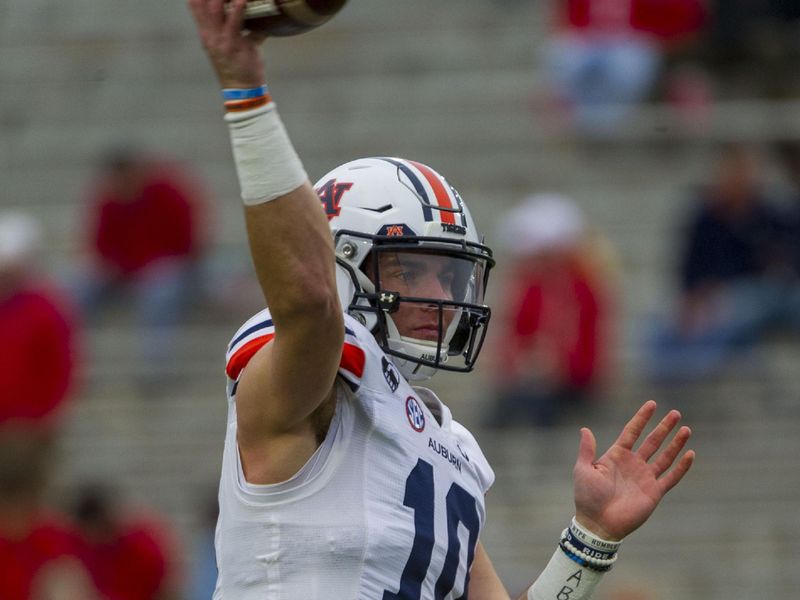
[189,0,343,475]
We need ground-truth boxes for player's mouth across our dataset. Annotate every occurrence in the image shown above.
[411,325,442,341]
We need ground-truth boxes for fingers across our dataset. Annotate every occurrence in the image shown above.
[208,0,226,25]
[658,449,696,494]
[613,400,657,451]
[188,0,218,28]
[636,409,682,462]
[652,425,692,475]
[187,0,237,33]
[575,427,597,468]
[224,0,247,38]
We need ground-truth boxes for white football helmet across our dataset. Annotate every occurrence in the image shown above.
[314,157,495,381]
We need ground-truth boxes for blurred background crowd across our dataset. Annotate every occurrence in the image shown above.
[2,0,800,598]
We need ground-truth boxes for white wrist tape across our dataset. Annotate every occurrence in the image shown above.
[224,103,308,205]
[527,547,605,600]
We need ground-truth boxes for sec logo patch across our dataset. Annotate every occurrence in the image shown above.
[406,396,425,432]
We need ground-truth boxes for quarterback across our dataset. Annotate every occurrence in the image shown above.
[188,1,696,599]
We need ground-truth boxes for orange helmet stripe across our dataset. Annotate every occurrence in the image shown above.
[409,160,457,225]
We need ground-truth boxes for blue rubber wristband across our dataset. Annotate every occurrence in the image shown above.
[222,85,269,101]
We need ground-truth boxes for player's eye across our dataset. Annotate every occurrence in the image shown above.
[385,268,417,284]
[439,271,456,294]
[399,269,420,283]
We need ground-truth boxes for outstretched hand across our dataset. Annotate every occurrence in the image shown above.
[573,400,695,541]
[188,0,267,88]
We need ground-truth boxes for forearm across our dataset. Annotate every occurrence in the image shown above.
[244,183,340,322]
[470,520,618,600]
[192,0,339,318]
[225,92,340,325]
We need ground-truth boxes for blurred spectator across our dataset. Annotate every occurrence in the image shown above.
[645,143,800,382]
[0,212,89,597]
[484,194,614,427]
[187,491,218,600]
[774,139,800,275]
[543,0,707,136]
[704,0,800,98]
[0,212,77,431]
[0,431,98,600]
[74,146,206,390]
[71,484,181,600]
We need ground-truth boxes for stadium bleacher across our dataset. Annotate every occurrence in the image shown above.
[2,1,800,598]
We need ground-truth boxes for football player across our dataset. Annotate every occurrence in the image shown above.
[188,1,696,598]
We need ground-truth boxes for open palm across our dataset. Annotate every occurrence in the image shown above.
[572,400,695,541]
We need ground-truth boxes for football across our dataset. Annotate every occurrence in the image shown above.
[240,0,348,37]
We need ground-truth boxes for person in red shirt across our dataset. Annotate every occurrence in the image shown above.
[485,194,614,427]
[544,0,707,135]
[0,213,78,547]
[71,484,180,600]
[0,508,97,600]
[0,428,98,600]
[0,213,89,599]
[0,212,76,431]
[76,147,206,390]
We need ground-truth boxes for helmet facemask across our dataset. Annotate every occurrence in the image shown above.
[335,231,494,380]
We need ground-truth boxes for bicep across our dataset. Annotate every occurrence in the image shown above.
[468,542,511,600]
[235,311,343,441]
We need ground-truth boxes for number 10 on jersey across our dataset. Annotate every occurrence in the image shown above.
[383,459,480,600]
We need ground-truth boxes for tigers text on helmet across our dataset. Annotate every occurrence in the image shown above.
[314,157,495,381]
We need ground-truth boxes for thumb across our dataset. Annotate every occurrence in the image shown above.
[576,427,597,468]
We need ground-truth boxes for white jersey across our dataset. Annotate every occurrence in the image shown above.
[214,310,495,600]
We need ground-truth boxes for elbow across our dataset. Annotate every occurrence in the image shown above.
[269,279,343,334]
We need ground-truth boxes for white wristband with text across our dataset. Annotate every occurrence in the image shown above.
[527,546,605,600]
[224,103,308,205]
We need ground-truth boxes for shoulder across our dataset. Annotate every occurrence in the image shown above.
[225,309,374,390]
[120,516,174,557]
[225,308,275,380]
[8,286,72,326]
[340,314,371,390]
[28,513,83,556]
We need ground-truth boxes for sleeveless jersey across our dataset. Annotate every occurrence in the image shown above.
[214,310,495,600]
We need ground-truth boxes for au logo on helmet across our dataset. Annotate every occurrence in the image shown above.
[316,179,353,220]
[376,224,416,237]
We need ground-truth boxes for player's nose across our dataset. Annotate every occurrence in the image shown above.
[418,273,452,301]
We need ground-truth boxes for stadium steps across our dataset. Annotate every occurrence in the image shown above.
[4,0,800,598]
